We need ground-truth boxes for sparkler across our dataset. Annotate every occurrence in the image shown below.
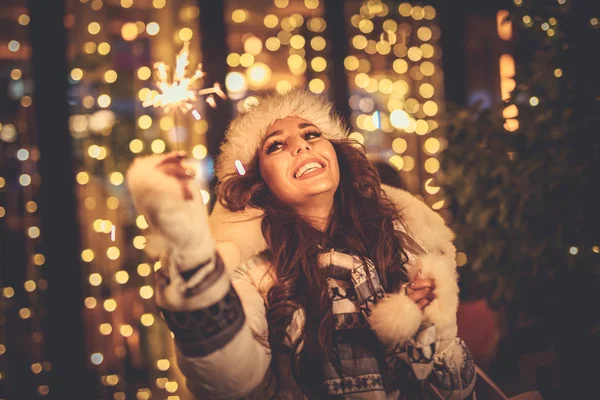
[142,41,227,149]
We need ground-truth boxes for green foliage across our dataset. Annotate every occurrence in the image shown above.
[440,0,600,329]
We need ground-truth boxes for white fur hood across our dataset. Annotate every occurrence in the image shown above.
[209,185,460,347]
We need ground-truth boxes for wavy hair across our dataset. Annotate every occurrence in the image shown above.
[216,138,411,398]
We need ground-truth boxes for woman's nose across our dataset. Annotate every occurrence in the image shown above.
[293,139,311,154]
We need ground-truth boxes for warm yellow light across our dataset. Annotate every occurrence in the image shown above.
[308,17,326,32]
[129,139,144,153]
[393,59,408,74]
[153,0,165,8]
[137,263,151,277]
[107,196,119,210]
[423,101,438,116]
[399,3,412,17]
[151,139,166,154]
[178,27,193,42]
[352,35,368,50]
[354,73,370,89]
[107,246,120,260]
[19,308,32,319]
[310,36,326,51]
[392,138,408,153]
[231,9,248,23]
[304,0,319,9]
[83,96,95,108]
[84,297,97,309]
[192,144,208,160]
[10,69,22,80]
[138,115,152,130]
[157,359,171,371]
[104,70,117,83]
[20,96,32,108]
[104,299,117,312]
[311,57,327,72]
[28,226,40,238]
[98,94,111,108]
[432,200,445,210]
[71,68,84,81]
[89,273,102,286]
[115,271,129,284]
[110,172,124,185]
[0,178,4,189]
[100,323,112,335]
[264,14,279,28]
[121,22,138,41]
[275,0,289,7]
[141,313,155,326]
[120,325,134,337]
[344,56,359,71]
[31,363,42,374]
[244,37,263,55]
[133,236,146,250]
[290,35,306,49]
[239,53,254,67]
[98,42,111,55]
[554,68,563,78]
[529,96,539,106]
[137,66,152,80]
[136,215,149,229]
[24,280,36,292]
[388,155,404,171]
[3,287,15,298]
[359,19,374,34]
[309,79,325,94]
[424,158,440,173]
[16,148,29,161]
[18,14,30,26]
[33,253,45,265]
[165,382,178,393]
[88,22,101,35]
[419,83,435,98]
[424,138,440,154]
[265,37,281,52]
[287,54,304,70]
[246,63,272,88]
[140,286,154,299]
[76,171,90,185]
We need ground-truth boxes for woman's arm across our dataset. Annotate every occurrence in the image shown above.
[126,154,271,399]
[159,253,272,399]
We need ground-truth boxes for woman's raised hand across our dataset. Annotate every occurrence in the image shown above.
[126,152,213,271]
[406,278,436,310]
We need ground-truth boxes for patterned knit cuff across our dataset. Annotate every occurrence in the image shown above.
[159,254,246,357]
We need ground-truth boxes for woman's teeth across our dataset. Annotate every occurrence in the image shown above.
[295,162,323,178]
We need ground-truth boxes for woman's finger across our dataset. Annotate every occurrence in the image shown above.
[411,278,435,290]
[408,287,433,303]
[416,297,431,310]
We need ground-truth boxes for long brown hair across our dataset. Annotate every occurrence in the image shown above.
[216,138,410,398]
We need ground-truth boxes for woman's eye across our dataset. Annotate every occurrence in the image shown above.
[266,140,284,154]
[305,131,322,140]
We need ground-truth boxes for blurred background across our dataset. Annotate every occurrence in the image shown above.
[0,0,598,399]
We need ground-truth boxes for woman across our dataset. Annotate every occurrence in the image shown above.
[127,89,475,399]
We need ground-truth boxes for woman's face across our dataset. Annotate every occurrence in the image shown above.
[258,116,340,210]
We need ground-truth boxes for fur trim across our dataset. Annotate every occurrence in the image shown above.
[215,88,347,181]
[417,253,460,341]
[382,185,456,258]
[368,292,423,345]
[209,202,267,268]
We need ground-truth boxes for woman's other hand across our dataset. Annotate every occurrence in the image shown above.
[406,278,435,310]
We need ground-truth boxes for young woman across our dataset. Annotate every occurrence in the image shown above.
[127,89,476,399]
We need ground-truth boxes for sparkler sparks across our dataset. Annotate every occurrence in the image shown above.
[142,41,226,114]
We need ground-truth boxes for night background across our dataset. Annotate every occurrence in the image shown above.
[0,0,599,399]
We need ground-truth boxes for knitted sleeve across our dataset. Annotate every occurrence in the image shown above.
[156,252,271,400]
